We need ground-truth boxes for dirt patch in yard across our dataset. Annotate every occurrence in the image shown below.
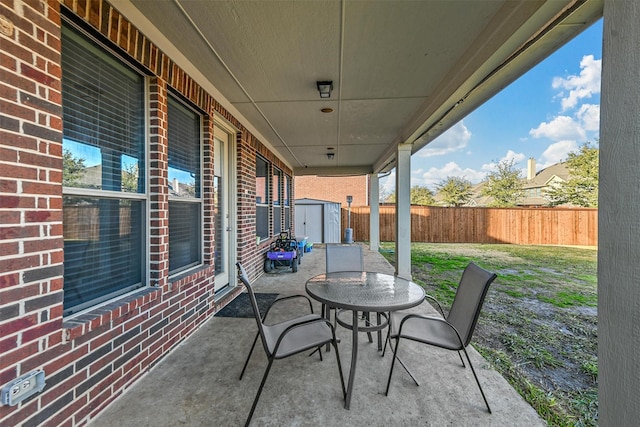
[382,243,598,426]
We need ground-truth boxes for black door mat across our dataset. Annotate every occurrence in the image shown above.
[216,293,279,318]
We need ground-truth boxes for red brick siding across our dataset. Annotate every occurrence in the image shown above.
[0,0,293,425]
[0,2,65,426]
[295,175,369,206]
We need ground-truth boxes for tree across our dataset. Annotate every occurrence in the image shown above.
[481,158,524,207]
[380,186,394,204]
[122,162,140,193]
[435,176,472,207]
[384,186,436,205]
[410,185,435,205]
[545,142,599,207]
[62,149,86,187]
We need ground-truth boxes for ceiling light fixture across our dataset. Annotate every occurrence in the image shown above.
[316,81,333,99]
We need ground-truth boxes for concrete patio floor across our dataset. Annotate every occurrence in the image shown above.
[89,245,544,426]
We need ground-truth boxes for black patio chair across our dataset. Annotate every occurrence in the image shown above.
[236,262,346,426]
[384,262,497,413]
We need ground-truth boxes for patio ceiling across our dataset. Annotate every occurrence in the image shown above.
[117,0,602,176]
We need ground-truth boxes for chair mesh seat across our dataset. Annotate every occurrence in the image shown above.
[389,312,462,351]
[263,313,334,358]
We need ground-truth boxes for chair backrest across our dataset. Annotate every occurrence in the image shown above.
[325,244,364,273]
[446,262,497,347]
[236,262,270,354]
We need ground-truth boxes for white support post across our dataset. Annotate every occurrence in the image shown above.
[395,144,412,279]
[599,2,640,424]
[369,174,380,252]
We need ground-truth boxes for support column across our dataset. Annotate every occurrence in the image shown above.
[395,144,412,279]
[369,174,380,252]
[599,2,640,425]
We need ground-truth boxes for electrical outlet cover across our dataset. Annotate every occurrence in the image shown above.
[1,370,46,406]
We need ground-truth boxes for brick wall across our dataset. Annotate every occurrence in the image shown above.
[295,175,369,206]
[0,0,291,425]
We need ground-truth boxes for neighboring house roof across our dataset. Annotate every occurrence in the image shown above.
[435,161,572,207]
[519,162,570,206]
[523,162,570,188]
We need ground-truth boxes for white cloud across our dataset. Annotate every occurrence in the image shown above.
[480,150,527,175]
[417,121,472,157]
[380,171,395,193]
[414,161,487,188]
[529,115,586,141]
[480,150,526,172]
[480,163,495,172]
[501,150,526,163]
[538,140,579,168]
[576,103,600,132]
[552,55,601,111]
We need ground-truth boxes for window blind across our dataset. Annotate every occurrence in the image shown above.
[168,97,201,198]
[61,25,145,193]
[63,197,144,314]
[168,95,202,274]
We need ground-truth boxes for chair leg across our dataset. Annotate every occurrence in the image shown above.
[331,339,347,400]
[384,336,419,389]
[457,350,466,367]
[322,305,340,351]
[240,332,260,380]
[245,358,274,427]
[384,337,399,396]
[381,326,391,357]
[308,346,325,359]
[376,312,383,351]
[365,312,373,343]
[461,346,492,413]
[395,355,420,387]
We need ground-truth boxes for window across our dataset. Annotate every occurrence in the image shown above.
[272,167,282,235]
[255,158,291,239]
[61,23,146,315]
[284,175,291,232]
[168,96,202,274]
[256,156,269,239]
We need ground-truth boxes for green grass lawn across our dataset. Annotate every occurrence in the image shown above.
[380,242,598,426]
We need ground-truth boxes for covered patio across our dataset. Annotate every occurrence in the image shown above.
[4,1,640,425]
[89,246,543,426]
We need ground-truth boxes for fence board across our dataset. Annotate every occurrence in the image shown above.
[341,206,597,246]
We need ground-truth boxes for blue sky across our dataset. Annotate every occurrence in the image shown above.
[381,19,603,195]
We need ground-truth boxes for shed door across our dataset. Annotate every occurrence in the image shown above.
[295,204,323,243]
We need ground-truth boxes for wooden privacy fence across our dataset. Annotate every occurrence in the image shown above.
[341,205,597,246]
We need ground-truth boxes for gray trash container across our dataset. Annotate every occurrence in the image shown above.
[344,228,354,244]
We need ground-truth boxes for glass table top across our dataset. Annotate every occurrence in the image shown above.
[305,271,425,312]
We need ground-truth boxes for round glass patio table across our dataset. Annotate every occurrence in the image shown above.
[305,271,425,410]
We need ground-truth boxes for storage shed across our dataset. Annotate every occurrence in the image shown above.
[294,198,341,244]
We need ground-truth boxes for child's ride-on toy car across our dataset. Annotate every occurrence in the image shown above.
[264,232,301,273]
